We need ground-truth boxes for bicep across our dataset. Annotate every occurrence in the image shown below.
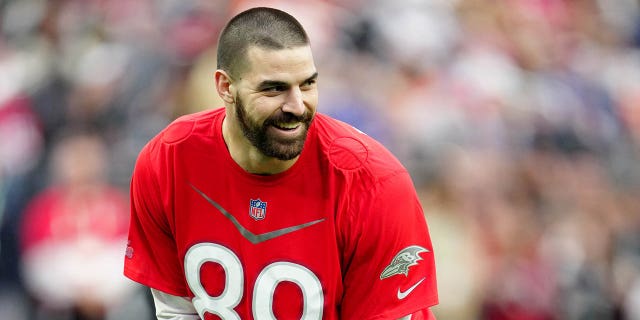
[341,172,438,318]
[124,147,188,295]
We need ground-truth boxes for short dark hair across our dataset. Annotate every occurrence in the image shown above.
[217,7,310,79]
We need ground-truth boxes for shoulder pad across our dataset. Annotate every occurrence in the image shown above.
[162,119,195,144]
[328,136,369,170]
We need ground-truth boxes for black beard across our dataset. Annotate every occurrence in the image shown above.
[234,95,313,160]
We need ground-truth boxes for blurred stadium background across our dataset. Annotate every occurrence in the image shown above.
[1,0,639,319]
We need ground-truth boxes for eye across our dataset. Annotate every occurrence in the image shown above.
[263,85,287,92]
[302,79,317,88]
[263,84,292,95]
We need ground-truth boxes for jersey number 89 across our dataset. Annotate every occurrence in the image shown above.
[185,243,324,319]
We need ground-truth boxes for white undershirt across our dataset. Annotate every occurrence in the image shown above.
[151,289,198,319]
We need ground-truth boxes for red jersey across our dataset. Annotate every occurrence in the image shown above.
[124,108,438,319]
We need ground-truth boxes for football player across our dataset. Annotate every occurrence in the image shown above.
[124,7,438,319]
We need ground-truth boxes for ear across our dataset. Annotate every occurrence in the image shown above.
[215,70,235,104]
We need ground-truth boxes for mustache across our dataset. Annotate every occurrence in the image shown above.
[263,110,313,126]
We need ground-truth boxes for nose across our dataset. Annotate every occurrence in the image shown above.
[281,87,305,116]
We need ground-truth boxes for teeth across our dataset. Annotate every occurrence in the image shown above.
[275,122,299,129]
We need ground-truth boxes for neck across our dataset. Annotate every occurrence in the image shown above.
[222,115,298,175]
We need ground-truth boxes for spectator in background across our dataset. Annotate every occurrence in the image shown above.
[19,133,135,320]
[0,45,45,320]
[0,99,42,318]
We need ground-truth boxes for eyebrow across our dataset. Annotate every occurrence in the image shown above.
[256,72,318,91]
[305,72,319,83]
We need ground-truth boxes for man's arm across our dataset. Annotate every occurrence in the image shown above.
[151,289,199,320]
[340,170,438,318]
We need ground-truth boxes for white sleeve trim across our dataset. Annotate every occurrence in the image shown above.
[151,288,199,320]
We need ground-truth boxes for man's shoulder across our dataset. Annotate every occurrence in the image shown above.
[142,108,223,153]
[134,108,223,171]
[312,113,405,176]
[160,108,223,144]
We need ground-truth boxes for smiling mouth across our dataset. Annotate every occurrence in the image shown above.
[272,122,301,131]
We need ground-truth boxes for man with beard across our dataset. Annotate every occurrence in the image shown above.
[124,7,438,320]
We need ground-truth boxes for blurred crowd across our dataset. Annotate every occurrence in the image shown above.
[0,0,639,319]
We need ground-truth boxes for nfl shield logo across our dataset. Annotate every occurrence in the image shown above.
[249,199,267,220]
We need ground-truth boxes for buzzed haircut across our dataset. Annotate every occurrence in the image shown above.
[217,7,310,79]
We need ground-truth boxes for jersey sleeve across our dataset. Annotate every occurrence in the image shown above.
[123,142,189,296]
[340,170,438,319]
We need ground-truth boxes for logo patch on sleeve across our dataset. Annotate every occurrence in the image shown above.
[125,240,134,259]
[380,245,428,279]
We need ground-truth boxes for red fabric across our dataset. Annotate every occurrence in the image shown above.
[21,186,130,252]
[124,108,438,319]
[408,309,436,320]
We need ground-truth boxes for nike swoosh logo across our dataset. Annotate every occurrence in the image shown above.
[397,277,426,300]
[190,184,325,244]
